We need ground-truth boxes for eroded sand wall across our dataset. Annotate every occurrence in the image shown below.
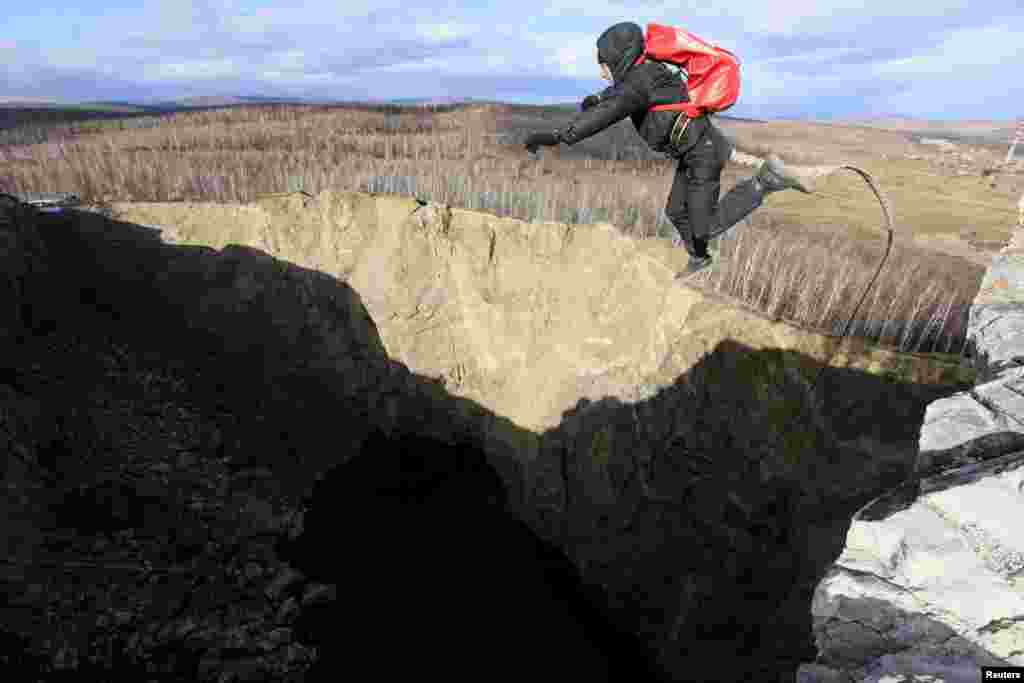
[111,191,972,433]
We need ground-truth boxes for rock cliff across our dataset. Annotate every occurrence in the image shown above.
[799,227,1024,682]
[1,191,977,681]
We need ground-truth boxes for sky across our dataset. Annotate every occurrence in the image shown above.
[1,0,1021,120]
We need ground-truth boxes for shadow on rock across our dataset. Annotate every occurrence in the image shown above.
[805,593,1015,681]
[278,428,668,682]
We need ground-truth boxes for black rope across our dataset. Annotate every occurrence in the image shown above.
[809,165,895,394]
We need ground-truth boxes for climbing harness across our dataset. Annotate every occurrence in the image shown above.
[670,113,691,148]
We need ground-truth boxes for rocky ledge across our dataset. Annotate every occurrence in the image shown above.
[799,226,1024,682]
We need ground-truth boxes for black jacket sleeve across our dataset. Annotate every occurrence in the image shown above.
[558,79,650,146]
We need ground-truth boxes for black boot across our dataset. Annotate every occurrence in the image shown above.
[678,239,714,279]
[681,254,713,277]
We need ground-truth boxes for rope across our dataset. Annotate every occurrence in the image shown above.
[808,165,895,394]
[688,159,896,398]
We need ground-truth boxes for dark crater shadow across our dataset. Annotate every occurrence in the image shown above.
[0,202,984,682]
[278,428,668,682]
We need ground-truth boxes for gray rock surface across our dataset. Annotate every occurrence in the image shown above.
[799,226,1024,681]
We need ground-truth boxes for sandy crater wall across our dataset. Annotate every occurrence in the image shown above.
[110,190,972,434]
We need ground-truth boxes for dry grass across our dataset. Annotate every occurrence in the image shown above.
[703,222,975,353]
[0,102,987,355]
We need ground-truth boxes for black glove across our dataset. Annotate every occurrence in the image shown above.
[581,95,600,111]
[524,131,561,154]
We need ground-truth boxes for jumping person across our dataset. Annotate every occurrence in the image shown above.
[524,21,815,277]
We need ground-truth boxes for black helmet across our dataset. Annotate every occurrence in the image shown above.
[596,22,645,83]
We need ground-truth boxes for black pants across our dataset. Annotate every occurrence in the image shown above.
[665,116,763,258]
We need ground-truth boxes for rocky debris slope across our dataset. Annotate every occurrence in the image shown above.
[799,226,1024,682]
[2,323,330,681]
[1,202,341,680]
[1,191,982,682]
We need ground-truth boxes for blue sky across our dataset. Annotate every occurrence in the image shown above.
[1,0,1021,119]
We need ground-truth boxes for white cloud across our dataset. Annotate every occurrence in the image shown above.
[416,22,478,43]
[272,50,308,71]
[2,0,1021,116]
[873,23,1023,76]
[544,35,603,78]
[705,0,979,36]
[757,46,868,66]
[149,59,240,81]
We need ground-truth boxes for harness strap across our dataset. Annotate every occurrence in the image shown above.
[670,112,691,147]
